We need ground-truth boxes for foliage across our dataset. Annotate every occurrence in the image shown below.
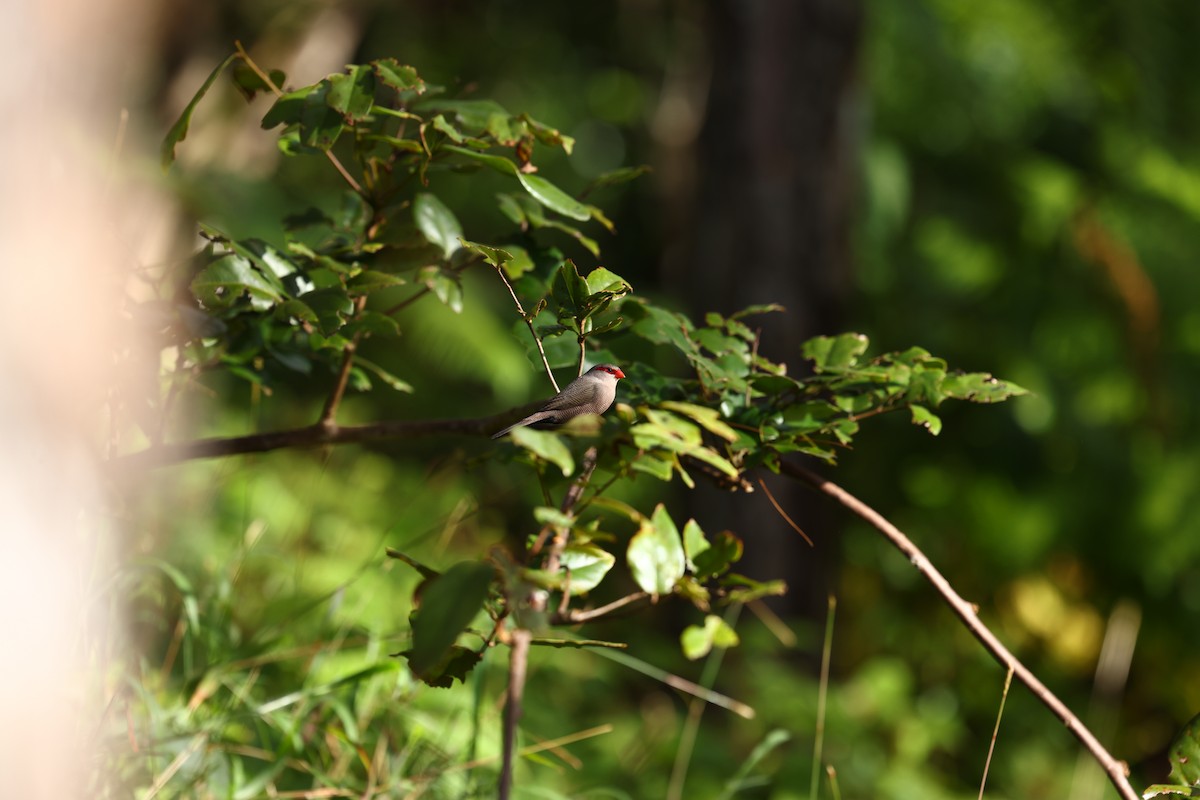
[106,49,1036,798]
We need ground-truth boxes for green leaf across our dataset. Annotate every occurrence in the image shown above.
[411,644,483,689]
[585,266,632,295]
[1169,711,1200,786]
[262,81,346,151]
[721,574,787,604]
[349,270,407,292]
[354,357,413,393]
[582,165,652,195]
[681,614,740,660]
[693,531,743,579]
[1142,786,1200,797]
[520,113,575,154]
[162,53,237,169]
[459,239,513,268]
[372,59,426,93]
[499,244,535,279]
[627,504,686,597]
[941,372,1029,403]
[552,261,590,316]
[510,428,575,476]
[443,145,594,221]
[326,65,376,121]
[230,64,286,101]
[682,518,709,572]
[407,560,494,678]
[412,193,463,259]
[910,404,943,435]
[529,544,616,596]
[659,401,738,442]
[191,254,284,309]
[422,99,515,141]
[803,333,870,372]
[533,506,575,530]
[298,288,354,334]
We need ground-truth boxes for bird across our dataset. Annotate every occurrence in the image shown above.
[491,364,625,439]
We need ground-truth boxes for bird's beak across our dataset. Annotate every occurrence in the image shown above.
[614,367,626,379]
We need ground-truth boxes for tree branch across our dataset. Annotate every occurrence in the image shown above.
[114,404,542,470]
[779,461,1138,800]
[499,627,530,800]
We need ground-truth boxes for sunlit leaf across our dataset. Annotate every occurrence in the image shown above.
[627,504,686,597]
[681,614,740,660]
[510,427,575,476]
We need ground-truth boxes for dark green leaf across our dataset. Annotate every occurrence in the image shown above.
[692,531,743,579]
[162,53,237,170]
[582,165,652,196]
[802,333,870,372]
[459,240,513,268]
[326,65,376,122]
[552,261,590,316]
[262,81,346,151]
[298,288,354,334]
[408,560,494,678]
[412,193,463,259]
[442,145,594,221]
[191,254,284,309]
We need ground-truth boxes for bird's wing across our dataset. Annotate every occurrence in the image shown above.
[541,380,599,412]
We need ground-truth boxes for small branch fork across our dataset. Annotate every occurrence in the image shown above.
[779,461,1139,800]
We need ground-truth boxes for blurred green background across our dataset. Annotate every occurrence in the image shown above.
[107,1,1200,797]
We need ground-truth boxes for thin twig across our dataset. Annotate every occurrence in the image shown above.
[555,591,650,624]
[779,461,1139,800]
[979,668,1014,800]
[233,42,364,197]
[576,335,586,378]
[493,266,558,392]
[758,477,814,546]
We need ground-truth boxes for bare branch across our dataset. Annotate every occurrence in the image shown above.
[779,461,1138,800]
[499,628,530,800]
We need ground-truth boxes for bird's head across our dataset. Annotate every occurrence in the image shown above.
[588,364,625,381]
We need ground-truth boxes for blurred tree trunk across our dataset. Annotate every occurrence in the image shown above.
[663,0,863,619]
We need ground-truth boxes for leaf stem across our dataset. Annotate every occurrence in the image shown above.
[493,266,559,393]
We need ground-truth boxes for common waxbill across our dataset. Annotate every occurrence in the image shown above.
[491,364,625,439]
